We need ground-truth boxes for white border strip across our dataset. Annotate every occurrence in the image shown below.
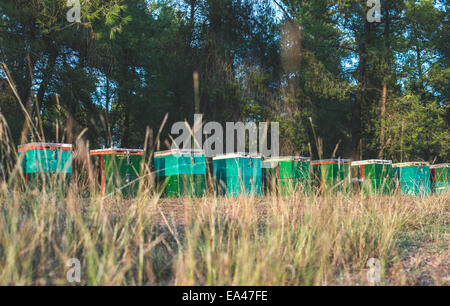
[264,156,310,162]
[430,163,450,169]
[393,162,430,168]
[311,159,350,163]
[18,142,72,148]
[351,159,392,166]
[90,148,144,153]
[213,153,262,160]
[154,149,205,157]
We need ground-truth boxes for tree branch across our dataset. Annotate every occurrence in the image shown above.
[272,0,295,21]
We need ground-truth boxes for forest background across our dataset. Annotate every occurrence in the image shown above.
[0,0,448,162]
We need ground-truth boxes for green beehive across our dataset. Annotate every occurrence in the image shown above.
[393,162,431,196]
[351,160,394,195]
[18,143,72,186]
[430,164,449,194]
[213,153,262,197]
[154,149,206,197]
[311,159,351,194]
[263,156,310,196]
[90,148,144,197]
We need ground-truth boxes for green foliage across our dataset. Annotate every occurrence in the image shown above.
[0,0,448,161]
[384,94,450,162]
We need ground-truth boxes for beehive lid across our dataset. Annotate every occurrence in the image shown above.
[392,162,430,168]
[90,148,144,156]
[264,156,311,162]
[154,149,205,157]
[18,143,72,152]
[311,159,350,165]
[351,159,392,166]
[213,152,262,160]
[430,163,450,169]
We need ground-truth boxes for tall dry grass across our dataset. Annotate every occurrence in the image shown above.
[0,170,448,285]
[174,193,448,285]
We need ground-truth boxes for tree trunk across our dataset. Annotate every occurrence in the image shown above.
[379,6,391,158]
[36,47,58,118]
[352,14,372,160]
[353,47,367,159]
[119,83,131,147]
[121,99,130,147]
[19,53,35,144]
[416,46,424,93]
[104,78,112,147]
[119,72,131,148]
[379,79,387,158]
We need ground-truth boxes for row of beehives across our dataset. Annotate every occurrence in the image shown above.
[17,143,449,197]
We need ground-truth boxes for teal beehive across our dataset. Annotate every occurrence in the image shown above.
[213,153,262,197]
[393,162,431,196]
[18,143,72,185]
[154,149,207,197]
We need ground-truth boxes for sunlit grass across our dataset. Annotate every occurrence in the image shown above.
[0,176,447,285]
